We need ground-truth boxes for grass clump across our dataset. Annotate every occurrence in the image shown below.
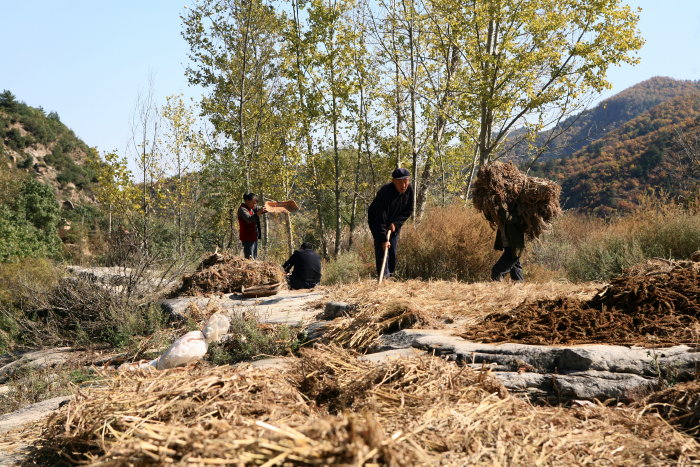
[321,251,369,285]
[206,313,303,364]
[0,365,101,416]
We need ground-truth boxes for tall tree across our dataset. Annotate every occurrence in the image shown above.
[306,0,358,255]
[427,0,644,195]
[161,94,203,256]
[182,0,284,247]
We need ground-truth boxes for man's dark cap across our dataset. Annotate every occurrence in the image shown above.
[300,242,313,250]
[243,192,257,201]
[391,167,410,179]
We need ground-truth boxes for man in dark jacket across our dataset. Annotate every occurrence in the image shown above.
[283,243,322,289]
[491,202,525,281]
[367,167,414,279]
[238,193,267,259]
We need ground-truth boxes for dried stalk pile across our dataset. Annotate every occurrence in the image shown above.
[645,380,700,437]
[29,346,699,465]
[175,252,285,296]
[463,260,700,346]
[472,161,561,239]
[321,301,436,352]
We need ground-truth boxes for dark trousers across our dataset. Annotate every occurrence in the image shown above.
[288,277,318,290]
[374,234,398,278]
[242,241,258,259]
[491,247,524,281]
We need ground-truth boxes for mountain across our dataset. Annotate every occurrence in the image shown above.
[0,90,97,206]
[513,77,700,163]
[521,77,700,214]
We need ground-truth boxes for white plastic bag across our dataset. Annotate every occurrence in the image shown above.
[202,312,231,344]
[156,331,208,370]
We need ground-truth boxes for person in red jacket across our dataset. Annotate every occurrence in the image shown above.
[238,193,267,259]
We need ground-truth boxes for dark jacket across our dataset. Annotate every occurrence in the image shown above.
[283,248,322,288]
[238,204,261,242]
[494,203,525,256]
[367,183,414,241]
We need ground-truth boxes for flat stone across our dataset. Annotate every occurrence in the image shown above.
[551,371,658,401]
[0,395,72,434]
[317,302,356,320]
[379,329,700,379]
[163,290,324,327]
[359,348,426,363]
[0,348,81,382]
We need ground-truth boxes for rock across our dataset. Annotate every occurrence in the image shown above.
[0,395,72,434]
[374,328,700,402]
[359,348,426,363]
[551,371,658,401]
[317,302,356,320]
[162,290,324,327]
[0,348,81,382]
[379,329,700,379]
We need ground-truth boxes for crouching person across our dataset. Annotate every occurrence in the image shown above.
[491,202,525,281]
[283,242,322,289]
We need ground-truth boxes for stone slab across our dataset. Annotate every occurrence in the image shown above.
[162,290,324,327]
[0,395,72,434]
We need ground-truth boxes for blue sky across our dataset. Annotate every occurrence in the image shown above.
[1,0,699,156]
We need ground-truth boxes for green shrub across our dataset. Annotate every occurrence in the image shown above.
[566,236,646,281]
[207,314,302,364]
[322,251,369,285]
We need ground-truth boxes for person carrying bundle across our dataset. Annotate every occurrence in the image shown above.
[472,161,562,282]
[367,167,414,279]
[491,201,525,281]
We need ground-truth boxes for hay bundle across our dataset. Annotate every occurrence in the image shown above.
[472,161,561,239]
[645,380,700,437]
[175,252,285,296]
[321,301,436,352]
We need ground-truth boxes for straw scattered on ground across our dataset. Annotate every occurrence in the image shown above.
[174,252,285,296]
[472,161,562,239]
[321,301,437,352]
[25,346,700,465]
[324,279,601,328]
[463,259,700,346]
[644,380,700,437]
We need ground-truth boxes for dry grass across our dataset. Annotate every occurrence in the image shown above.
[644,380,700,438]
[324,279,601,329]
[463,259,700,347]
[23,346,700,465]
[174,252,285,296]
[472,161,562,239]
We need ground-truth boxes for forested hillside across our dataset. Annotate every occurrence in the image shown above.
[512,77,700,163]
[0,90,97,205]
[530,83,700,213]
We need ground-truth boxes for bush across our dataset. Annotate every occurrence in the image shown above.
[397,204,499,282]
[565,236,646,281]
[533,198,700,282]
[322,251,371,285]
[17,277,166,348]
[0,259,63,352]
[207,314,302,364]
